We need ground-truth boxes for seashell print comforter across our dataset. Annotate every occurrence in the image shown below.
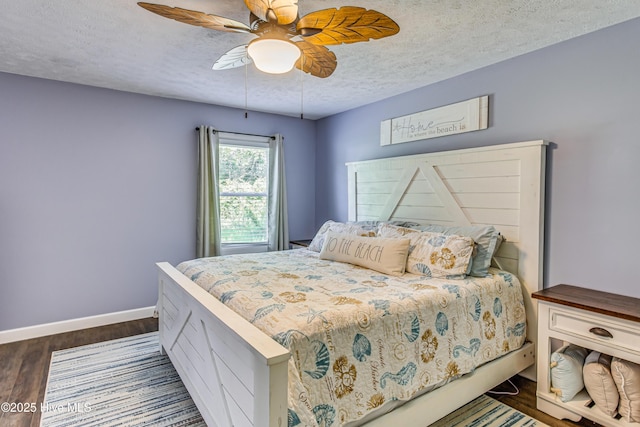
[177,249,526,427]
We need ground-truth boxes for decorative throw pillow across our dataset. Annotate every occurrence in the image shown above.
[319,231,410,276]
[308,220,375,252]
[347,220,422,233]
[377,222,422,237]
[377,223,474,278]
[410,224,502,277]
[583,351,619,417]
[612,357,640,422]
[550,344,589,402]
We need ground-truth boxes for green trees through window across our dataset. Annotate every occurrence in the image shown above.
[219,144,269,244]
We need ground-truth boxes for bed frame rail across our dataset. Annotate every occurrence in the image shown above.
[157,262,290,427]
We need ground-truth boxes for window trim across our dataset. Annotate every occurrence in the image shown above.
[220,192,267,197]
[219,132,271,147]
[219,243,269,256]
[218,133,271,252]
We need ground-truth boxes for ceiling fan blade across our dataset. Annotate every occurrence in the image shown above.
[213,45,252,70]
[244,0,298,25]
[138,3,251,33]
[294,41,337,78]
[297,7,399,45]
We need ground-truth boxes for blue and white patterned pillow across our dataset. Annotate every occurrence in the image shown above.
[411,224,502,277]
[377,223,474,278]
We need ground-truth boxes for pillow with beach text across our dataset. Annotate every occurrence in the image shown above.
[319,231,410,276]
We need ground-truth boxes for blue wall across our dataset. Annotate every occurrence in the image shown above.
[3,17,640,331]
[315,18,640,298]
[0,73,317,330]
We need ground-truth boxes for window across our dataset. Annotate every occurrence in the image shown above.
[218,135,270,247]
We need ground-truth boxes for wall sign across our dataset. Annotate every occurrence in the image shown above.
[380,96,489,146]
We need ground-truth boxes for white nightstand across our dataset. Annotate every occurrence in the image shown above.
[289,239,312,249]
[533,285,640,427]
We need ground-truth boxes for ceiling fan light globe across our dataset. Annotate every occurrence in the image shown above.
[247,39,301,74]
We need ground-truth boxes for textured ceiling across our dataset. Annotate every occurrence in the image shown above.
[2,1,640,119]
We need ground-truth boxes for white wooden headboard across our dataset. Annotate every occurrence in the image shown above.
[346,140,547,362]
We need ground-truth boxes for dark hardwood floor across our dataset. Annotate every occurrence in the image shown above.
[0,318,159,427]
[489,375,602,427]
[1,318,602,427]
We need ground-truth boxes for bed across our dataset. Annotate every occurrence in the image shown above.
[156,140,548,427]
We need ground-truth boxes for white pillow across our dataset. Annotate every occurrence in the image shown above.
[550,344,588,402]
[308,220,375,252]
[612,357,640,422]
[319,231,410,276]
[583,351,618,417]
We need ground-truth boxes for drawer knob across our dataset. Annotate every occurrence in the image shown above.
[589,327,613,338]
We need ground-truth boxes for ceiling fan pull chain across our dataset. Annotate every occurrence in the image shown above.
[245,57,249,119]
[300,55,304,120]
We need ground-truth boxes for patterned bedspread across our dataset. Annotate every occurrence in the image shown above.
[177,249,526,427]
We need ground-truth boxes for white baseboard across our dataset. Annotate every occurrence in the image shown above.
[0,306,156,344]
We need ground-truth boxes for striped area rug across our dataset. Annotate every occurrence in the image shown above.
[40,332,204,427]
[430,394,549,427]
[41,332,547,427]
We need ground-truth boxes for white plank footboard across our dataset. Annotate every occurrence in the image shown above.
[157,262,290,427]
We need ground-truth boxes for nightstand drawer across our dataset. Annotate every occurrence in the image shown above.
[549,306,640,356]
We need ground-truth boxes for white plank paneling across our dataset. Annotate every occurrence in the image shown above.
[435,159,520,179]
[355,168,411,182]
[419,162,471,225]
[379,166,420,220]
[444,176,520,193]
[357,193,519,214]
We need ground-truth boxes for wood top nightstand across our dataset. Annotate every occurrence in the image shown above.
[289,239,312,249]
[532,284,640,323]
[533,284,640,427]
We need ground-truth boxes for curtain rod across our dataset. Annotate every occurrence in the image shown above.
[195,127,274,139]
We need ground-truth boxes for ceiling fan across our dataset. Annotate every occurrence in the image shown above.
[138,0,400,78]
